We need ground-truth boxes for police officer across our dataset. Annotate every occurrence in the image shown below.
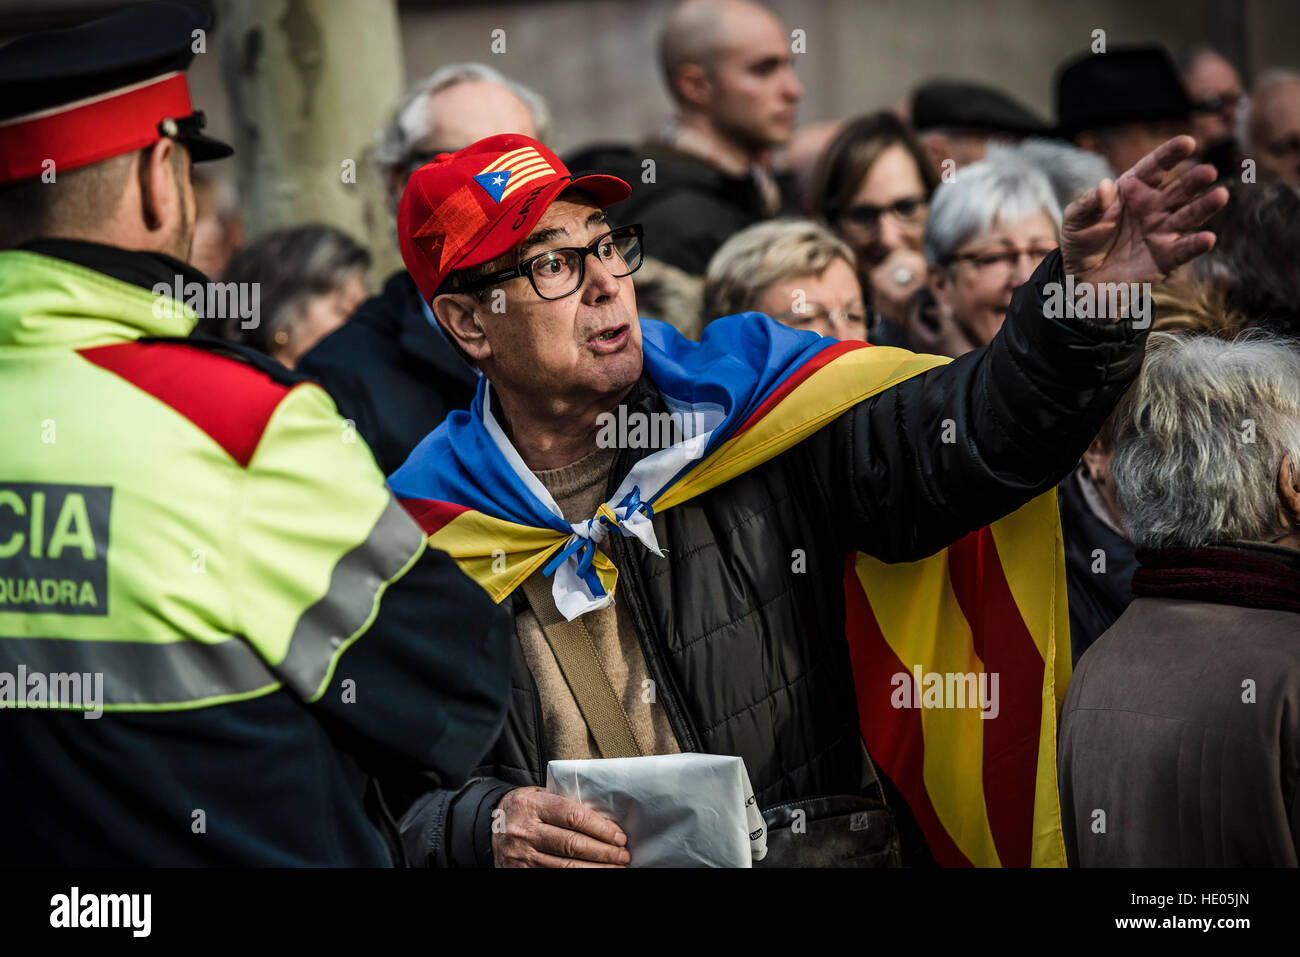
[0,2,513,866]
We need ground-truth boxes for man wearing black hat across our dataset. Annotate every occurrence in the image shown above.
[911,78,1051,172]
[1056,45,1193,177]
[0,2,513,866]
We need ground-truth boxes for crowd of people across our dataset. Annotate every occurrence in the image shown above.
[2,0,1298,869]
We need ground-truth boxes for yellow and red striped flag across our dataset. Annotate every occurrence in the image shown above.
[845,497,1071,867]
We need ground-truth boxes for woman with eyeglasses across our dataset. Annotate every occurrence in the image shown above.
[702,218,869,342]
[920,157,1061,356]
[806,112,939,343]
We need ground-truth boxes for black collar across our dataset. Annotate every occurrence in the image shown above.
[18,238,209,292]
[391,271,478,389]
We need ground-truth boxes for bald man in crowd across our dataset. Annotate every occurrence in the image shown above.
[1244,70,1300,186]
[568,0,803,275]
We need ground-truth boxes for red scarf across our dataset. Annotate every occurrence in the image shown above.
[1133,544,1300,615]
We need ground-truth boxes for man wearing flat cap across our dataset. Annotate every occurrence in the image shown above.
[0,2,513,866]
[911,78,1051,172]
[1056,45,1194,176]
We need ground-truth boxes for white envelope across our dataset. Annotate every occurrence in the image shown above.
[545,752,767,868]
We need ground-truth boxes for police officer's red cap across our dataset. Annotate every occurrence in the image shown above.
[0,1,233,186]
[398,133,632,303]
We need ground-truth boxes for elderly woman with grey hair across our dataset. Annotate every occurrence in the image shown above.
[1059,332,1300,867]
[703,218,869,341]
[915,157,1062,356]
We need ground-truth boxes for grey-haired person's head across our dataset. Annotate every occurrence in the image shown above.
[1112,332,1300,550]
[923,156,1062,268]
[375,62,550,213]
[1241,68,1300,186]
[986,138,1113,212]
[923,156,1061,347]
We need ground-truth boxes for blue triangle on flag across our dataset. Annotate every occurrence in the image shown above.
[473,169,512,203]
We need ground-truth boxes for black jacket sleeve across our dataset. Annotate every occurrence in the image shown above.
[815,249,1148,562]
[387,596,543,868]
[398,776,516,868]
[297,348,386,463]
[395,624,544,867]
[312,542,515,796]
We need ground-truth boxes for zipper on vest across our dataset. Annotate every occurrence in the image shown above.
[604,384,702,754]
[609,532,702,753]
[531,672,547,781]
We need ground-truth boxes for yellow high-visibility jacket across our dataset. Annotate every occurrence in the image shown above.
[0,246,512,865]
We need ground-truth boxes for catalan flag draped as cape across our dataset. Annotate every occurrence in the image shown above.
[390,315,1071,867]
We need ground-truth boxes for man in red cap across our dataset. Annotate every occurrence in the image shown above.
[398,135,640,436]
[391,131,1228,868]
[0,2,514,866]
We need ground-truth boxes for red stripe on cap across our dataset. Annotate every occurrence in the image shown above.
[416,184,491,274]
[0,72,192,184]
[77,341,295,468]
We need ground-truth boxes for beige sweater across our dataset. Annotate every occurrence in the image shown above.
[515,445,681,760]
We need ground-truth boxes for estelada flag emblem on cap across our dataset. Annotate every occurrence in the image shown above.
[471,145,557,204]
[397,133,632,304]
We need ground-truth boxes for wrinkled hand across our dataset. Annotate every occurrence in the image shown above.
[492,786,630,868]
[1060,135,1228,288]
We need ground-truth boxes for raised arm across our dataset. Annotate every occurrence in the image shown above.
[815,136,1228,562]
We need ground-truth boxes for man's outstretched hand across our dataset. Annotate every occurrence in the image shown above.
[1060,135,1229,291]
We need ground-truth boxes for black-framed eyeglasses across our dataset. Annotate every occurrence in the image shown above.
[943,246,1058,271]
[1264,134,1300,159]
[454,224,645,300]
[830,196,928,232]
[1190,92,1244,116]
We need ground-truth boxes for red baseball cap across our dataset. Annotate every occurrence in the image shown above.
[398,133,632,303]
